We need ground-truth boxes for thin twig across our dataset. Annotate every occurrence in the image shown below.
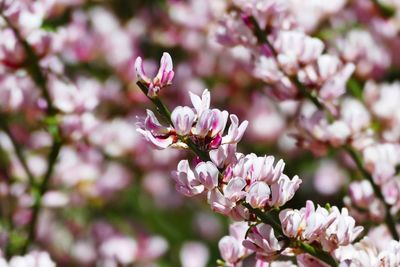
[0,11,64,252]
[0,115,36,186]
[345,146,399,240]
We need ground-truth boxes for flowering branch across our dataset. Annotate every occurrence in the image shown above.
[245,15,325,111]
[0,10,64,253]
[136,81,210,162]
[345,145,399,240]
[0,13,55,115]
[242,11,399,241]
[136,79,340,267]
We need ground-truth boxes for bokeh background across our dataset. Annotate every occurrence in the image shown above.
[2,0,400,266]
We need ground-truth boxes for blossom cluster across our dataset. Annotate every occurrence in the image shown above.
[136,53,369,267]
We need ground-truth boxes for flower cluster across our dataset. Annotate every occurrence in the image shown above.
[137,87,247,151]
[280,201,363,252]
[136,53,368,267]
[2,0,400,266]
[214,1,355,107]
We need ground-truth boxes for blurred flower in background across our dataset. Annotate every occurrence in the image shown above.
[1,0,400,266]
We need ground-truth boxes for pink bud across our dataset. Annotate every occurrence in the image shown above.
[135,52,174,97]
[155,52,174,86]
[279,208,303,239]
[210,109,229,137]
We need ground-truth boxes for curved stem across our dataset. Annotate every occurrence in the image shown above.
[21,140,62,254]
[0,11,64,252]
[345,146,399,240]
[298,242,338,267]
[243,203,283,236]
[0,115,36,186]
[136,81,211,162]
[244,204,338,266]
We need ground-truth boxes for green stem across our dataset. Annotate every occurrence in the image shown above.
[0,11,64,252]
[245,16,326,111]
[243,203,283,236]
[136,81,210,162]
[345,146,399,240]
[371,0,396,18]
[291,77,323,110]
[0,115,36,186]
[21,140,62,253]
[298,242,339,267]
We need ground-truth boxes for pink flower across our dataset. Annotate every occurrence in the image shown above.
[298,55,355,102]
[224,177,247,203]
[242,224,282,260]
[320,207,364,252]
[135,52,174,97]
[363,143,400,185]
[222,115,249,144]
[194,161,219,190]
[279,201,333,242]
[273,31,324,75]
[269,175,301,208]
[209,144,237,168]
[99,237,137,265]
[348,180,375,208]
[246,181,271,209]
[136,110,175,149]
[207,191,230,215]
[190,89,210,116]
[193,109,216,138]
[180,242,209,267]
[9,251,56,267]
[172,160,204,197]
[219,236,243,265]
[336,29,390,79]
[171,106,196,136]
